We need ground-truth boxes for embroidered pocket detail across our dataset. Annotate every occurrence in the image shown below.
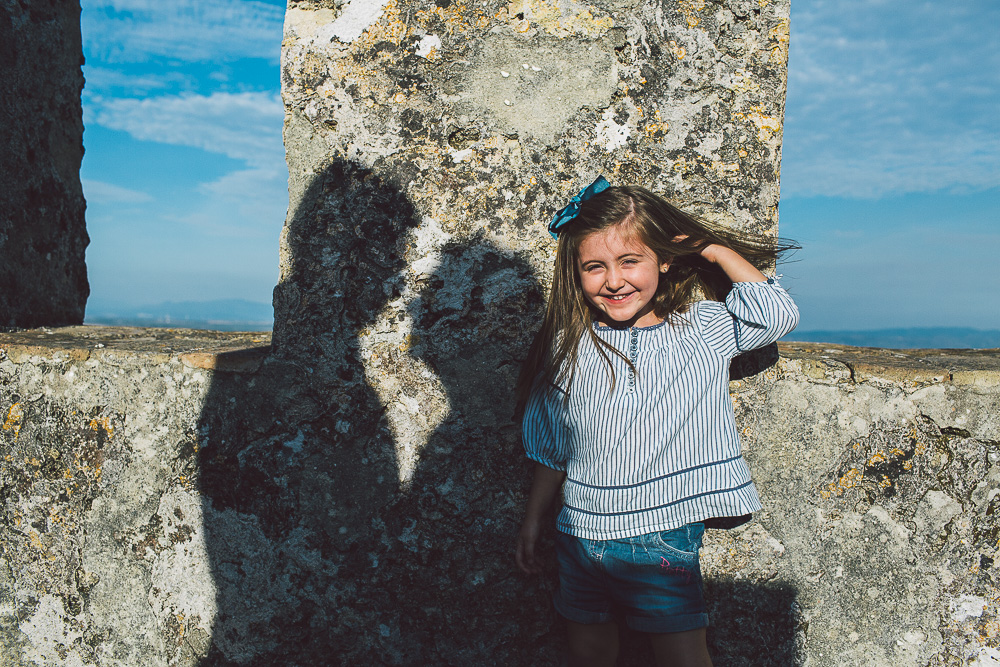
[653,523,703,561]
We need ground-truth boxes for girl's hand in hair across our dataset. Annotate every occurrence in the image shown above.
[673,234,765,280]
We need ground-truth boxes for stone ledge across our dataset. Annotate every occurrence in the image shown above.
[777,341,1000,386]
[1,329,998,383]
[0,325,272,373]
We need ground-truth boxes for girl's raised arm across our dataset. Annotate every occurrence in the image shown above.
[699,243,768,283]
[690,241,800,353]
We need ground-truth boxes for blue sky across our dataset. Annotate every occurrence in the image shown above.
[81,0,287,315]
[80,0,999,331]
[779,0,999,330]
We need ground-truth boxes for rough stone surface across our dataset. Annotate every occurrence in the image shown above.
[725,343,1000,666]
[2,331,1000,666]
[0,0,89,328]
[9,1,1000,666]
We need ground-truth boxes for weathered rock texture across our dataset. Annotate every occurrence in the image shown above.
[0,0,89,328]
[2,331,1000,666]
[8,2,1000,666]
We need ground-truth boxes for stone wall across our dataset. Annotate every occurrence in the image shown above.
[6,2,1000,666]
[0,0,89,328]
[724,343,1000,667]
[1,330,999,666]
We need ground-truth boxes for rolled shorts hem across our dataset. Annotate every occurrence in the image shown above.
[553,594,613,626]
[554,595,709,634]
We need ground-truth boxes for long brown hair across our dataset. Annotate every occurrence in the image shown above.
[514,185,797,416]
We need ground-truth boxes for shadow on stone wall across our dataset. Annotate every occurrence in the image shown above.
[187,159,796,665]
[188,159,562,664]
[705,580,802,666]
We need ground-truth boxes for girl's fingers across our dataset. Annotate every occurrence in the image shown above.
[515,538,538,574]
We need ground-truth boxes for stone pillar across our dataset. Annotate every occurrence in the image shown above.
[276,0,789,343]
[0,0,89,328]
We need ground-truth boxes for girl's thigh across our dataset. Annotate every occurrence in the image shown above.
[553,531,615,625]
[648,627,712,667]
[566,620,619,667]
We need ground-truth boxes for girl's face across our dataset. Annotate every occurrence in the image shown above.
[576,226,670,328]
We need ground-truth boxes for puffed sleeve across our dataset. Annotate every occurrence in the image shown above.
[696,278,800,357]
[522,384,569,471]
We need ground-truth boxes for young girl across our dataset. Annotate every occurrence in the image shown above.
[514,177,799,667]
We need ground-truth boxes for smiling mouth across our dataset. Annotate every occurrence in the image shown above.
[601,292,635,302]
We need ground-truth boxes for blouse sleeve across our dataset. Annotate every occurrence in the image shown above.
[522,384,569,472]
[696,278,800,357]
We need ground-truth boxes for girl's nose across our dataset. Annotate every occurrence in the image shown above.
[605,267,625,290]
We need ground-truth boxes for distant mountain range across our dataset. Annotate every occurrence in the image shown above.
[782,327,1000,349]
[85,299,273,332]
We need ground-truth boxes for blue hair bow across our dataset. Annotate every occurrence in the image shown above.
[548,175,611,239]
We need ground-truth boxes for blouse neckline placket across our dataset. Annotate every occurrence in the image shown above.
[627,327,639,392]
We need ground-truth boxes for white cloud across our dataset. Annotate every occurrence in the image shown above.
[84,89,287,237]
[89,91,284,168]
[82,0,284,63]
[82,179,154,204]
[183,167,289,235]
[83,66,191,94]
[782,0,1000,198]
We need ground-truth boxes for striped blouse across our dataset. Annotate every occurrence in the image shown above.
[522,279,799,540]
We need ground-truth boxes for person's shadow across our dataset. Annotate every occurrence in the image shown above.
[382,234,561,663]
[192,160,420,664]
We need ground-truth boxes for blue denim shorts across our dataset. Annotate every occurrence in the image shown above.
[553,523,708,634]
